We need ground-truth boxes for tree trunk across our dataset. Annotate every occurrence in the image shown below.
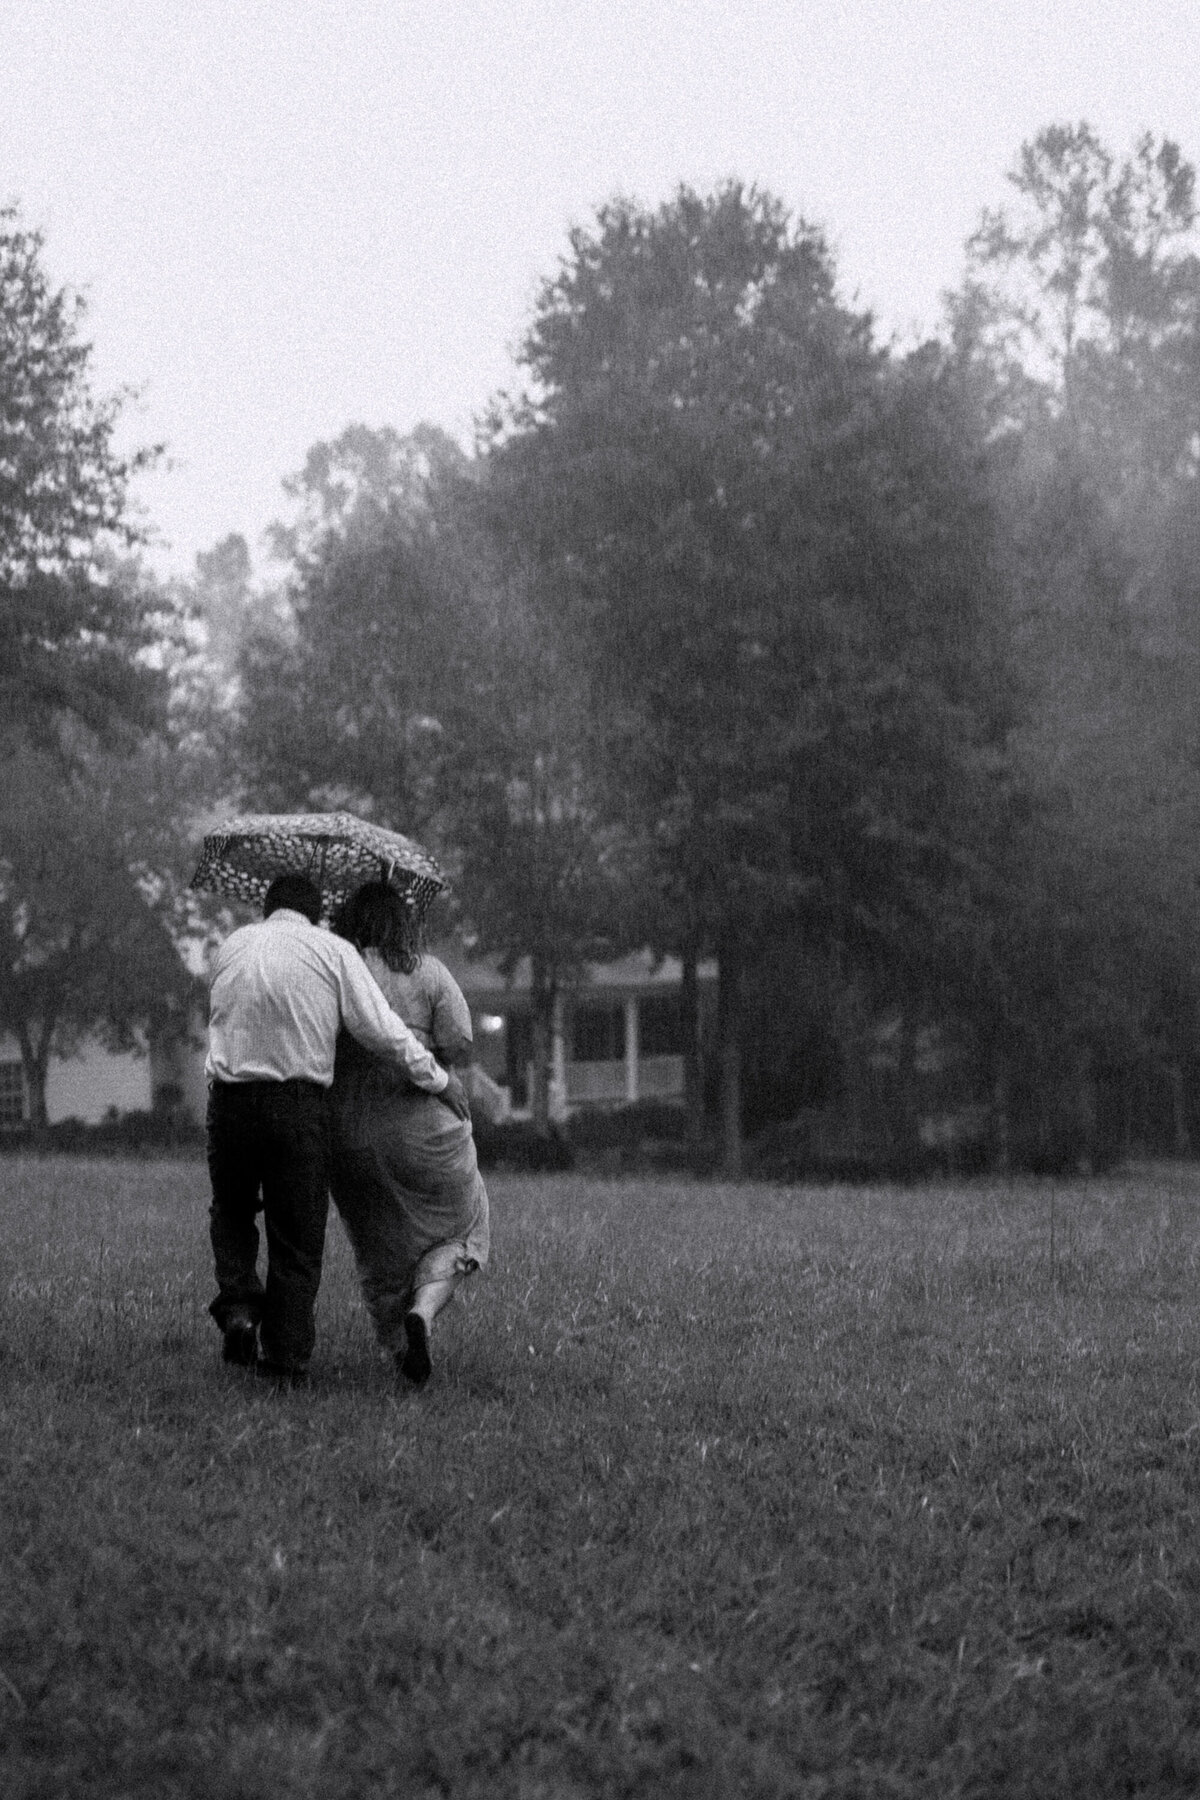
[894,1009,923,1171]
[529,956,556,1138]
[681,936,704,1165]
[990,1049,1012,1176]
[16,1019,51,1133]
[1169,1061,1190,1158]
[1074,1049,1098,1174]
[717,940,743,1178]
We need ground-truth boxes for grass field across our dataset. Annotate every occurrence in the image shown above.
[4,1158,1200,1798]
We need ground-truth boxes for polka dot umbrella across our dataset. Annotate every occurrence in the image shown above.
[190,811,446,917]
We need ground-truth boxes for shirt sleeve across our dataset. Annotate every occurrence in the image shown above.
[430,960,474,1063]
[334,944,448,1092]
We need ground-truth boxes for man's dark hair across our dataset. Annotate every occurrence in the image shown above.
[263,874,322,924]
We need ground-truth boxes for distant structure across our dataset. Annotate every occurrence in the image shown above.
[0,948,716,1130]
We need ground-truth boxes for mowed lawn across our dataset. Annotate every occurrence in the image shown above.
[4,1161,1200,1798]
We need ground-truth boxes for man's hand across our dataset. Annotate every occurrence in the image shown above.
[437,1069,471,1122]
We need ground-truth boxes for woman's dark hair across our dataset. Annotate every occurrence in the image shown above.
[333,880,423,973]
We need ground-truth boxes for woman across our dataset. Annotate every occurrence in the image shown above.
[329,881,489,1384]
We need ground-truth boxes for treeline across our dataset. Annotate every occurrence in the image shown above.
[0,202,194,1129]
[5,126,1200,1172]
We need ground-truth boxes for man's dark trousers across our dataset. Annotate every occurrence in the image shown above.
[206,1078,330,1374]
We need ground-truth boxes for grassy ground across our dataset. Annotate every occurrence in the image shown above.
[3,1159,1200,1797]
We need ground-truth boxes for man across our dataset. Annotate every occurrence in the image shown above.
[205,872,468,1385]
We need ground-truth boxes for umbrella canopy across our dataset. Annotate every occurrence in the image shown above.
[190,811,446,915]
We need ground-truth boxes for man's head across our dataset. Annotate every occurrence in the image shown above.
[262,874,322,924]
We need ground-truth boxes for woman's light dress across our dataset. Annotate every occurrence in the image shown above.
[329,951,490,1352]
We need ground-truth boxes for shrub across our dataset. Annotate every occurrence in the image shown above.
[746,1109,934,1183]
[473,1117,575,1172]
[565,1099,688,1150]
[0,1110,206,1157]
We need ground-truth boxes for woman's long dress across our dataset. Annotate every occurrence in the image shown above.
[329,951,490,1352]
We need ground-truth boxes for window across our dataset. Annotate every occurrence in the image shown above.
[572,1002,625,1063]
[639,996,685,1057]
[0,1060,26,1128]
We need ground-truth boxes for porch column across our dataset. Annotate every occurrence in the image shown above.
[549,993,568,1120]
[624,995,639,1103]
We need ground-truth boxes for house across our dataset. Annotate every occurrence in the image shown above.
[0,1024,207,1130]
[0,947,716,1130]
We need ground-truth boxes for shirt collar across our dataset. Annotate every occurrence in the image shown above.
[268,908,316,926]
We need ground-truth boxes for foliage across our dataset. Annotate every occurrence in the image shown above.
[950,125,1200,1138]
[191,144,1200,1167]
[268,419,471,565]
[0,1106,206,1155]
[0,737,193,1127]
[489,185,874,946]
[237,423,478,827]
[957,122,1200,490]
[185,532,260,683]
[0,205,202,1127]
[434,556,640,1127]
[8,1160,1200,1797]
[0,203,162,746]
[472,1114,574,1171]
[487,183,1017,1166]
[238,425,634,1131]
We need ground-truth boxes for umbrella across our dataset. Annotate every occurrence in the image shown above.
[190,811,446,915]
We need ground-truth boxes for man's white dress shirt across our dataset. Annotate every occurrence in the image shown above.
[205,908,449,1092]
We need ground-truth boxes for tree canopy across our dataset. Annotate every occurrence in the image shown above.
[485,183,1017,1166]
[941,124,1200,1158]
[0,204,163,747]
[0,206,195,1126]
[0,738,193,1126]
[9,136,1192,1167]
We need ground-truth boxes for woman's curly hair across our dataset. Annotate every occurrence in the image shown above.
[333,880,424,973]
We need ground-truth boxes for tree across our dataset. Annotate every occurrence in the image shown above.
[0,203,161,747]
[268,420,469,565]
[486,184,1014,1171]
[956,122,1200,486]
[238,424,478,831]
[436,569,632,1134]
[189,533,256,671]
[0,206,198,1125]
[0,737,193,1128]
[948,125,1200,1159]
[238,425,631,1133]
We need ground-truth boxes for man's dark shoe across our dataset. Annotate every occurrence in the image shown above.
[399,1311,432,1385]
[221,1310,258,1367]
[255,1360,309,1390]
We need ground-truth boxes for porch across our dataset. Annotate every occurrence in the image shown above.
[443,947,717,1121]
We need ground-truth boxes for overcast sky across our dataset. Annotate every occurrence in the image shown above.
[4,0,1199,578]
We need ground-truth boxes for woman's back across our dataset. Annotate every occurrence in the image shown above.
[362,950,473,1063]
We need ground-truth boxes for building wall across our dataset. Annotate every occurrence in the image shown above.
[46,1047,153,1123]
[0,1032,155,1126]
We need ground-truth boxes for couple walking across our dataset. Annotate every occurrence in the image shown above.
[204,871,489,1387]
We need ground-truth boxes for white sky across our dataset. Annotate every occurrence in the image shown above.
[4,0,1199,578]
